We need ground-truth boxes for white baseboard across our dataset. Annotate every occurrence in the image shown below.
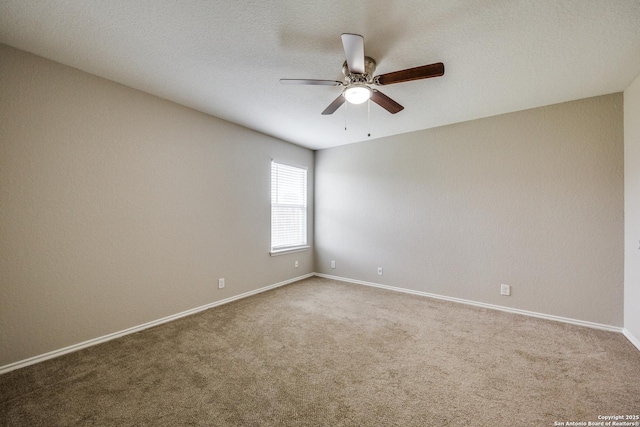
[0,273,313,375]
[3,272,632,375]
[314,273,623,333]
[623,328,640,352]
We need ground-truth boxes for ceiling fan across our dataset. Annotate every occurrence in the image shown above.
[280,33,444,115]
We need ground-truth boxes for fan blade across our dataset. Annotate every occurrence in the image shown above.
[280,79,343,86]
[321,94,346,115]
[341,33,365,74]
[375,62,444,85]
[370,90,404,114]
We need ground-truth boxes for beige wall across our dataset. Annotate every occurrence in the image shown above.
[625,74,640,344]
[0,44,314,367]
[315,94,624,326]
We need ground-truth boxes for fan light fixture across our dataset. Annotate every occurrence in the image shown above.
[343,84,372,104]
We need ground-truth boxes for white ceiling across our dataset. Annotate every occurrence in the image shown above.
[1,1,639,150]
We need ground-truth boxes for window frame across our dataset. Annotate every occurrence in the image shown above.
[270,160,309,256]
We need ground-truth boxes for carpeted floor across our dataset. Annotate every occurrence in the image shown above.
[1,276,639,426]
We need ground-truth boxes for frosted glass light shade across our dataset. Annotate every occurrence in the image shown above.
[344,85,372,104]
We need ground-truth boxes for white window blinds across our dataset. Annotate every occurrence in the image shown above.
[271,161,307,252]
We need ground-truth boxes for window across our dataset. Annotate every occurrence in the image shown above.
[271,161,308,254]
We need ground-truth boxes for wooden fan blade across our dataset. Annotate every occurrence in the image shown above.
[375,62,444,85]
[370,90,404,114]
[280,79,343,86]
[341,33,365,74]
[321,94,346,115]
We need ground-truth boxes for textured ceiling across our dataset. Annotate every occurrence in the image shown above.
[1,1,639,150]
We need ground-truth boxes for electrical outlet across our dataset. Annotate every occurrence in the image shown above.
[500,284,510,296]
[295,260,299,268]
[377,267,383,276]
[218,278,225,289]
[331,260,336,269]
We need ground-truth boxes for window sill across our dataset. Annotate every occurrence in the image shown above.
[270,246,310,257]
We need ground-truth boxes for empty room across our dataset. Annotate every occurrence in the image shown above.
[1,1,640,425]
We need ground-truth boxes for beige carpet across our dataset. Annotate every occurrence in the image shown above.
[1,276,639,426]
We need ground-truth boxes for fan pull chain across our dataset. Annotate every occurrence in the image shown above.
[367,98,371,137]
[344,100,347,131]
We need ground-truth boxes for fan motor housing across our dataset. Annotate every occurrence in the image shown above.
[342,56,377,82]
